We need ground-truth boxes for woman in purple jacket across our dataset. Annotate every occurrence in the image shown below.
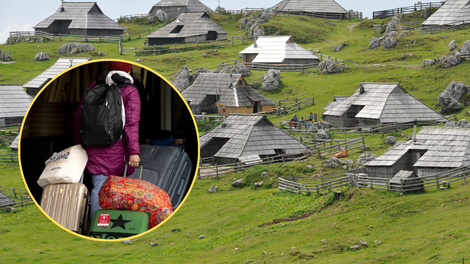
[74,61,141,220]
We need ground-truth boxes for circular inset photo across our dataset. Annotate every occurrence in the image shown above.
[19,59,199,241]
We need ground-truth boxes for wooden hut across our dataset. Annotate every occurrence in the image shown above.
[23,58,90,96]
[33,2,124,36]
[239,36,320,66]
[0,85,33,127]
[388,170,424,192]
[146,12,226,45]
[367,127,470,178]
[321,82,446,128]
[272,0,348,20]
[200,114,310,164]
[148,0,213,17]
[422,0,470,27]
[182,73,273,115]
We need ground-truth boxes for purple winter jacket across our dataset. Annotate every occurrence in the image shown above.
[74,80,141,176]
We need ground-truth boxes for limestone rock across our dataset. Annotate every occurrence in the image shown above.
[423,8,431,19]
[384,37,398,49]
[34,52,49,61]
[208,185,218,193]
[172,66,191,92]
[333,45,341,52]
[356,151,377,166]
[58,43,94,55]
[315,129,329,140]
[197,67,210,74]
[249,82,260,89]
[436,55,461,68]
[368,37,380,49]
[309,121,330,132]
[341,159,354,166]
[449,40,457,51]
[318,59,344,74]
[385,16,400,34]
[97,51,103,56]
[147,15,156,24]
[385,136,397,145]
[262,77,279,92]
[439,90,461,113]
[231,64,251,76]
[58,43,80,55]
[199,235,205,239]
[0,51,11,61]
[445,120,457,127]
[457,119,470,128]
[423,59,438,67]
[232,178,244,187]
[307,48,314,54]
[242,9,249,17]
[261,171,268,177]
[262,69,281,82]
[459,40,470,54]
[260,11,270,20]
[240,18,246,30]
[81,44,95,53]
[156,9,168,22]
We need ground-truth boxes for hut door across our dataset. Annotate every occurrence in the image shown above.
[207,31,217,41]
[253,102,260,113]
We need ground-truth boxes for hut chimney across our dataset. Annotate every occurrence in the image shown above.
[413,119,417,143]
[176,8,181,22]
[60,0,65,12]
[359,81,365,95]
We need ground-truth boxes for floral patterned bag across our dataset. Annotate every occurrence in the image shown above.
[98,174,173,229]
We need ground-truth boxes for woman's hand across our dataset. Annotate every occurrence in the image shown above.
[129,154,140,167]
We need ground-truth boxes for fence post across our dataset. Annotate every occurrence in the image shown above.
[21,196,24,207]
[242,36,244,44]
[232,36,234,46]
[138,30,141,38]
[215,163,219,178]
[436,176,440,190]
[217,39,219,49]
[153,44,156,55]
[174,43,177,53]
[134,46,137,56]
[119,37,122,55]
[13,188,17,198]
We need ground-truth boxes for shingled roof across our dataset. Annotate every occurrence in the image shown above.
[23,58,90,91]
[34,2,124,31]
[322,83,445,123]
[0,85,33,119]
[422,0,470,26]
[149,0,213,15]
[10,135,19,150]
[367,126,470,168]
[219,86,274,108]
[0,192,15,208]
[239,36,319,63]
[182,73,243,106]
[272,0,347,14]
[146,12,226,39]
[200,114,309,159]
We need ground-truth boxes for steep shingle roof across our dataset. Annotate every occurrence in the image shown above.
[182,73,242,106]
[0,85,33,119]
[367,127,470,168]
[146,12,226,39]
[239,36,319,63]
[0,192,15,208]
[23,58,90,90]
[219,86,274,108]
[9,135,19,150]
[200,114,309,159]
[34,2,124,31]
[322,83,445,123]
[149,0,213,14]
[272,0,347,14]
[422,0,470,26]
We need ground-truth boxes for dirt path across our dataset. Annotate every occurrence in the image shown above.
[346,23,361,32]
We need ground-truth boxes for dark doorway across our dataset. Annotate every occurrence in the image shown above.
[253,101,260,113]
[207,31,217,41]
[170,25,184,33]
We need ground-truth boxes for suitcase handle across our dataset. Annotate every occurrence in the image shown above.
[124,162,144,179]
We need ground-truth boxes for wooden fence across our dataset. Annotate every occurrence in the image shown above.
[9,31,121,43]
[313,52,345,65]
[0,186,34,208]
[121,35,253,56]
[245,62,319,71]
[198,151,311,178]
[0,153,18,163]
[279,165,470,195]
[372,2,443,19]
[374,20,469,35]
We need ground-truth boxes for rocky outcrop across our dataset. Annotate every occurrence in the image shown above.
[34,52,49,61]
[384,37,398,49]
[59,43,94,55]
[0,50,12,61]
[262,69,281,91]
[438,81,470,113]
[385,136,397,145]
[385,16,401,34]
[172,66,191,92]
[156,9,168,22]
[315,129,330,140]
[318,59,344,74]
[356,151,378,166]
[231,64,251,76]
[449,40,457,51]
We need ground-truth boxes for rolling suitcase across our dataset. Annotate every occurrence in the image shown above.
[40,183,89,234]
[128,145,193,210]
[88,209,149,239]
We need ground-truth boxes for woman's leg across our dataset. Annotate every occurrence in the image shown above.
[90,174,108,221]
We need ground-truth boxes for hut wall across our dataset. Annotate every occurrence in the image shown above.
[6,117,24,126]
[416,167,453,177]
[283,58,319,65]
[69,29,123,36]
[323,115,344,127]
[150,6,189,17]
[216,33,227,41]
[360,118,381,127]
[261,105,274,113]
[367,166,394,179]
[148,37,185,46]
[215,157,237,165]
[226,106,253,115]
[184,35,208,43]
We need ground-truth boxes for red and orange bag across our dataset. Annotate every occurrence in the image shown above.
[98,175,173,228]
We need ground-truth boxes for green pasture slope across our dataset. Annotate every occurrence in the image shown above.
[1,12,470,263]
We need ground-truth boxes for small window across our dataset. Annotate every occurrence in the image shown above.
[170,25,184,33]
[238,80,243,85]
[347,112,355,118]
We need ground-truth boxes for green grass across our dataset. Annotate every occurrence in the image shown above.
[1,12,470,263]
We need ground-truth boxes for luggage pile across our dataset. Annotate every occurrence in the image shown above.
[37,144,192,239]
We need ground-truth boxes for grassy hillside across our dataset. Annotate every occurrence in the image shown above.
[1,162,470,263]
[1,12,470,263]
